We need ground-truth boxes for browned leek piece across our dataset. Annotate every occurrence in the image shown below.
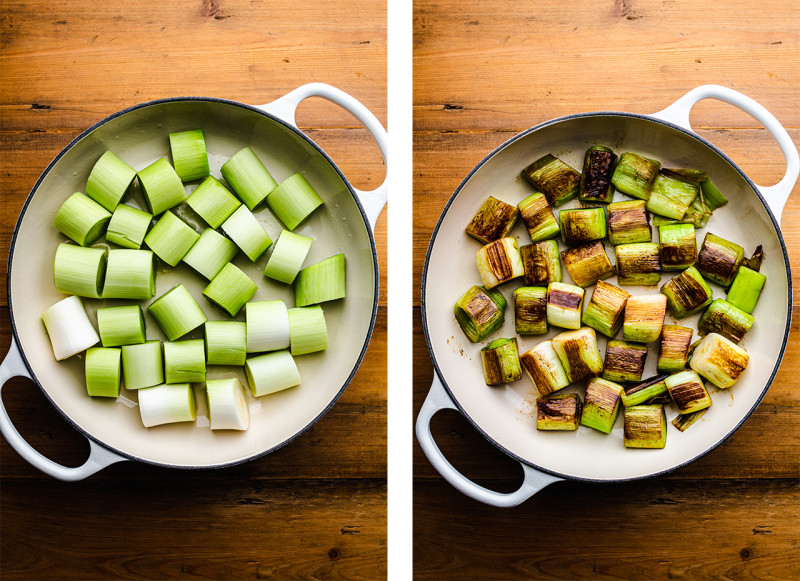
[551,327,603,384]
[672,408,707,432]
[475,237,524,289]
[581,280,630,338]
[521,240,562,285]
[660,266,713,318]
[611,152,661,200]
[513,286,548,335]
[517,192,560,242]
[521,154,581,207]
[697,299,754,344]
[579,146,617,203]
[658,223,697,271]
[624,404,667,448]
[689,332,749,388]
[602,340,647,384]
[480,338,523,386]
[536,393,582,430]
[581,377,624,433]
[664,370,712,414]
[620,374,669,407]
[520,340,570,396]
[465,196,519,244]
[454,285,506,343]
[622,294,667,344]
[560,241,615,288]
[615,242,661,286]
[559,207,607,244]
[696,232,744,287]
[657,325,693,373]
[546,282,585,329]
[607,200,651,245]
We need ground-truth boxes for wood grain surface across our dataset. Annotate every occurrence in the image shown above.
[413,1,800,580]
[0,1,387,579]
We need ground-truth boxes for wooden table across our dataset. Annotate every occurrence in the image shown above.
[413,2,799,579]
[0,1,387,579]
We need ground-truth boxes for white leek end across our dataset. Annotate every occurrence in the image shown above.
[42,296,99,361]
[206,378,250,430]
[246,300,290,353]
[138,383,197,428]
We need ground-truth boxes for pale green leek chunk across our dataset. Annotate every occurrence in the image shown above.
[102,249,155,300]
[295,254,346,307]
[245,350,301,397]
[54,192,111,247]
[202,262,258,317]
[85,347,122,398]
[144,210,200,266]
[264,230,313,284]
[221,205,272,262]
[288,305,329,356]
[97,305,146,347]
[86,151,137,212]
[267,173,324,230]
[169,129,209,182]
[186,176,241,228]
[221,147,278,210]
[105,204,153,249]
[204,321,247,366]
[138,383,197,427]
[147,284,207,341]
[121,341,163,390]
[182,228,239,280]
[246,300,290,353]
[53,243,107,299]
[164,339,206,383]
[726,266,766,314]
[206,378,250,430]
[138,157,187,215]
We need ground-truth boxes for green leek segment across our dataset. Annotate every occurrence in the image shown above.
[726,266,765,314]
[121,341,164,390]
[611,153,660,200]
[137,157,187,216]
[144,211,200,266]
[54,192,111,247]
[204,321,247,366]
[221,205,273,262]
[86,151,137,212]
[267,173,324,230]
[288,306,329,356]
[85,347,122,398]
[169,129,209,182]
[521,154,581,207]
[53,243,107,299]
[148,284,207,341]
[480,338,523,385]
[163,339,206,383]
[202,262,258,317]
[295,254,346,307]
[264,230,313,284]
[245,350,301,397]
[454,285,506,343]
[186,176,241,228]
[103,249,155,300]
[182,228,239,280]
[97,305,146,347]
[105,204,153,249]
[466,196,519,244]
[221,147,278,210]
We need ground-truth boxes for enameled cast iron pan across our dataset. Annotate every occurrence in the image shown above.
[1,84,388,480]
[417,85,798,507]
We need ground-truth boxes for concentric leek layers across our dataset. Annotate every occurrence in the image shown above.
[581,280,630,338]
[53,243,107,299]
[624,404,667,449]
[454,285,506,343]
[295,254,346,307]
[602,340,647,384]
[696,232,744,287]
[264,230,313,284]
[657,325,693,374]
[221,147,278,210]
[163,339,206,384]
[204,321,247,366]
[97,305,146,347]
[581,377,624,433]
[660,266,713,319]
[520,340,569,396]
[623,294,667,344]
[579,145,617,203]
[103,249,155,300]
[664,370,712,414]
[288,305,329,356]
[137,157,187,216]
[86,150,137,212]
[480,338,523,386]
[121,341,163,390]
[186,176,241,228]
[658,223,697,271]
[203,262,258,317]
[560,241,614,288]
[513,286,547,335]
[611,152,660,200]
[607,200,651,246]
[517,193,559,243]
[54,192,111,247]
[42,296,99,361]
[138,383,197,428]
[466,196,519,244]
[85,347,121,398]
[144,211,200,267]
[475,237,524,289]
[697,299,753,344]
[169,129,209,182]
[551,327,603,384]
[521,154,581,207]
[221,205,272,262]
[105,204,153,250]
[689,332,749,388]
[267,173,324,230]
[147,284,207,341]
[615,243,661,286]
[182,228,239,280]
[521,240,561,286]
[546,281,584,330]
[559,207,607,244]
[536,393,582,431]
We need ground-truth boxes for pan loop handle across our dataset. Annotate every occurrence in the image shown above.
[416,373,561,507]
[258,83,388,230]
[651,84,799,225]
[0,336,126,481]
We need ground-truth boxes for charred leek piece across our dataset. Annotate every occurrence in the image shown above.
[465,196,519,244]
[559,207,607,244]
[267,173,324,230]
[138,157,187,216]
[665,370,712,414]
[182,228,239,280]
[520,340,570,396]
[623,294,667,344]
[264,230,313,284]
[148,284,207,341]
[660,266,713,318]
[517,193,560,243]
[615,243,661,286]
[607,200,651,245]
[513,286,547,335]
[169,129,209,182]
[97,305,146,347]
[204,321,247,366]
[726,266,765,314]
[547,282,585,330]
[696,233,744,287]
[295,254,346,307]
[245,350,301,396]
[206,378,250,431]
[743,245,764,272]
[105,204,152,250]
[697,299,754,344]
[481,338,523,386]
[144,211,200,267]
[54,192,111,247]
[560,241,614,288]
[475,237,524,289]
[86,151,137,212]
[536,393,582,430]
[581,280,630,338]
[521,240,561,285]
[624,404,667,448]
[138,383,197,428]
[103,249,155,300]
[53,243,107,299]
[203,262,258,317]
[672,408,707,432]
[659,223,697,271]
[690,332,749,388]
[85,347,121,398]
[621,375,669,408]
[611,153,660,200]
[288,306,329,356]
[246,300,290,353]
[579,146,616,203]
[42,296,99,360]
[221,147,278,210]
[454,285,506,343]
[185,176,241,229]
[163,339,206,384]
[221,205,272,262]
[121,341,163,389]
[646,171,699,219]
[551,327,604,384]
[657,325,693,373]
[581,377,623,433]
[521,154,581,206]
[602,340,647,384]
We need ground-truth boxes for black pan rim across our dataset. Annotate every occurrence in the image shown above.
[420,110,793,484]
[6,95,381,470]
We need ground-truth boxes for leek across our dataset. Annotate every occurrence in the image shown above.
[295,254,346,307]
[646,171,699,219]
[264,230,313,284]
[696,232,744,287]
[517,192,560,243]
[560,241,614,288]
[513,286,548,335]
[697,299,753,344]
[85,347,121,398]
[220,147,278,210]
[202,262,258,317]
[97,305,146,347]
[551,327,604,384]
[481,338,523,386]
[103,249,155,300]
[602,340,647,384]
[220,205,272,262]
[121,341,163,389]
[86,150,137,212]
[206,378,250,430]
[288,305,329,356]
[621,375,669,408]
[246,300,290,353]
[726,266,765,314]
[521,154,581,206]
[658,223,697,271]
[657,325,693,373]
[186,176,241,228]
[559,207,607,244]
[454,285,506,342]
[578,145,617,203]
[689,332,749,388]
[622,294,667,344]
[581,280,630,338]
[267,173,324,230]
[624,404,667,448]
[105,204,153,250]
[672,408,707,432]
[665,370,712,414]
[660,266,713,318]
[615,242,661,286]
[607,200,651,245]
[204,321,247,366]
[581,377,623,433]
[546,282,585,330]
[465,196,519,244]
[520,340,570,396]
[53,243,107,299]
[521,240,561,285]
[53,192,111,247]
[148,284,207,341]
[182,228,239,280]
[611,152,660,200]
[138,383,196,427]
[144,210,200,267]
[138,157,187,216]
[169,129,209,182]
[245,350,301,397]
[42,296,99,360]
[536,393,582,430]
[163,339,206,384]
[475,237,524,289]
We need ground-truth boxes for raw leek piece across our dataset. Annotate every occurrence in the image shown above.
[672,408,707,432]
[560,241,614,288]
[148,284,207,341]
[520,340,570,396]
[103,249,155,300]
[690,332,749,388]
[97,305,146,347]
[615,243,661,286]
[480,338,523,386]
[559,207,607,244]
[138,157,187,216]
[245,350,301,397]
[288,305,329,356]
[186,176,241,228]
[657,325,693,374]
[264,230,313,284]
[246,300,290,353]
[517,193,560,243]
[206,378,250,430]
[202,262,258,317]
[602,340,647,384]
[53,192,111,247]
[220,147,278,210]
[105,204,153,249]
[579,145,617,203]
[521,240,562,285]
[475,237,524,289]
[295,254,346,307]
[163,339,206,384]
[85,347,121,398]
[536,393,582,430]
[551,327,604,384]
[621,375,669,408]
[454,285,506,343]
[86,151,137,212]
[521,154,581,207]
[664,370,712,414]
[204,321,247,366]
[726,266,766,314]
[513,286,548,335]
[607,200,651,245]
[267,173,324,230]
[696,232,744,287]
[169,129,209,182]
[121,341,163,389]
[465,196,519,244]
[624,404,667,448]
[182,228,238,280]
[623,294,667,344]
[581,377,624,433]
[660,266,713,319]
[138,383,197,427]
[611,153,660,200]
[42,296,99,361]
[646,172,699,219]
[221,205,272,262]
[53,243,107,299]
[546,282,585,330]
[659,223,697,271]
[697,299,754,344]
[581,280,630,338]
[144,210,200,267]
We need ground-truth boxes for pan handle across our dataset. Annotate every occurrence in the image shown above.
[651,84,799,225]
[258,83,388,230]
[416,373,561,507]
[0,336,126,481]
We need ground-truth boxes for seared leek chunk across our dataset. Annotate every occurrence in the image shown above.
[521,240,562,285]
[696,232,744,287]
[454,285,506,343]
[521,154,581,207]
[657,325,693,373]
[607,200,651,245]
[475,237,524,289]
[602,340,647,384]
[743,245,764,272]
[726,266,766,314]
[481,338,523,386]
[611,153,660,200]
[546,282,584,330]
[517,193,560,242]
[559,207,607,244]
[536,393,582,430]
[520,340,570,396]
[560,241,615,288]
[664,370,712,414]
[465,196,519,244]
[579,146,617,203]
[621,375,669,408]
[581,280,630,338]
[581,377,624,433]
[514,287,548,335]
[672,409,707,432]
[624,404,667,448]
[615,243,661,286]
[659,223,697,271]
[646,171,699,219]
[623,294,667,344]
[660,266,713,318]
[697,299,753,344]
[551,327,604,384]
[689,332,749,388]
